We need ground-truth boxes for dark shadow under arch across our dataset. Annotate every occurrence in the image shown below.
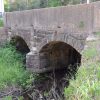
[32,41,82,100]
[10,36,30,54]
[39,41,81,77]
[10,36,30,66]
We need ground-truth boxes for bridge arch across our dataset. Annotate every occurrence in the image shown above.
[36,30,86,53]
[10,36,30,54]
[39,41,81,74]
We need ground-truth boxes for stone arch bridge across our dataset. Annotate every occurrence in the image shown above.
[1,2,100,73]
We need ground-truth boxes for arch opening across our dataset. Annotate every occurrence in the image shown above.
[10,36,30,64]
[31,41,82,100]
[10,36,30,54]
[39,41,81,78]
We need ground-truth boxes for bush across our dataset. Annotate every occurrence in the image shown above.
[0,44,31,90]
[65,39,100,100]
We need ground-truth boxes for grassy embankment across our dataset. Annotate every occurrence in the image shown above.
[65,34,100,100]
[0,44,32,90]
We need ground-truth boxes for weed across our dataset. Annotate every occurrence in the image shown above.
[65,38,100,100]
[79,21,84,28]
[0,44,32,90]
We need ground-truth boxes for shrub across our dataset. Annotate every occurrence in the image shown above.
[0,44,31,89]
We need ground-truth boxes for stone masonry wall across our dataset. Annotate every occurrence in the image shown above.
[26,28,87,73]
[0,27,7,45]
[4,3,94,33]
[93,7,100,32]
[32,28,87,53]
[5,1,100,34]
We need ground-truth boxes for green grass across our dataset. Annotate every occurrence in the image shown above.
[95,32,100,36]
[65,63,100,100]
[0,18,4,27]
[2,96,12,100]
[0,44,32,90]
[65,39,100,100]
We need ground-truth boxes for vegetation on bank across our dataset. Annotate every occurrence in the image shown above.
[0,18,3,27]
[0,44,32,90]
[65,39,100,100]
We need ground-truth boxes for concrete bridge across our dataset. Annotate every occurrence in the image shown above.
[1,2,100,73]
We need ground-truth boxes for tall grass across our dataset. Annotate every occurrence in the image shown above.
[65,39,100,100]
[0,44,31,90]
[65,63,100,100]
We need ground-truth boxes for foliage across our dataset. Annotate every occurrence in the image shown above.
[0,43,33,90]
[2,96,12,100]
[4,0,9,12]
[83,47,97,60]
[65,63,100,100]
[0,18,4,27]
[65,38,100,100]
[4,0,83,12]
[48,0,62,7]
[95,32,100,35]
[48,0,80,7]
[4,0,42,11]
[4,0,100,12]
[79,21,84,28]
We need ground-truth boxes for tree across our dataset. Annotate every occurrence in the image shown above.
[4,0,9,12]
[5,0,92,12]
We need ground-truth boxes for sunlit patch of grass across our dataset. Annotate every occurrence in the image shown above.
[2,96,24,100]
[82,47,97,60]
[65,63,100,100]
